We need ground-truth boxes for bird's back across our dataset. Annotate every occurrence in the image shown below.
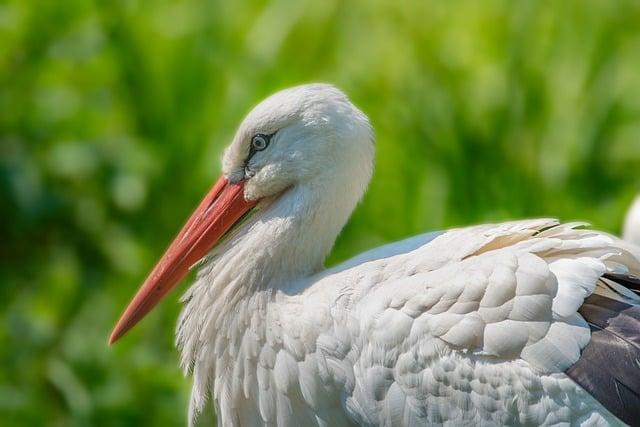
[313,220,637,426]
[191,219,640,426]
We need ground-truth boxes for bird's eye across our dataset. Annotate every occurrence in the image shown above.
[251,134,270,151]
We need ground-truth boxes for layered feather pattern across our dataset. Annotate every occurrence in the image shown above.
[178,219,639,426]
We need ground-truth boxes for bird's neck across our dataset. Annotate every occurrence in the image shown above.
[243,185,344,283]
[177,132,373,416]
[205,175,364,297]
[177,166,369,370]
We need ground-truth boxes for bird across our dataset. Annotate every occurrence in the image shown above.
[623,195,640,246]
[110,84,640,426]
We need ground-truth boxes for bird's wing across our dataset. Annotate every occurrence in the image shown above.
[294,219,639,425]
[568,292,640,425]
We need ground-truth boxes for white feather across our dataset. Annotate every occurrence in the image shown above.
[623,195,640,246]
[172,85,635,426]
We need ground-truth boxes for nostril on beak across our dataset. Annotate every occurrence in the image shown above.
[245,167,256,178]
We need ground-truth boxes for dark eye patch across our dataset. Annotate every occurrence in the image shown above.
[246,132,276,164]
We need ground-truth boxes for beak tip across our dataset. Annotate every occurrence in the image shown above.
[108,332,118,346]
[108,176,256,346]
[108,323,127,346]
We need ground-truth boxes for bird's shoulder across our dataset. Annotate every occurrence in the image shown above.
[299,218,639,370]
[278,218,639,425]
[254,219,639,426]
[303,218,562,303]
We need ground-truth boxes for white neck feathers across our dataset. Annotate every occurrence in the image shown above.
[176,137,372,416]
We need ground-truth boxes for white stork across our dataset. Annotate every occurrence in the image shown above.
[110,84,640,426]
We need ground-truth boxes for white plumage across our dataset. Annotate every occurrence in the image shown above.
[113,84,640,426]
[181,217,636,426]
[623,195,640,246]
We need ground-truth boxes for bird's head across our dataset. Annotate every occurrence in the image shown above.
[224,83,373,200]
[109,84,373,344]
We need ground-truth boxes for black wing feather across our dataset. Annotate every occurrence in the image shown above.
[604,272,640,296]
[566,291,640,425]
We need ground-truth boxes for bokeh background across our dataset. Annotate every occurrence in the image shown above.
[2,0,640,425]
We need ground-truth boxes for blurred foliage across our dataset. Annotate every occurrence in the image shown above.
[2,0,640,425]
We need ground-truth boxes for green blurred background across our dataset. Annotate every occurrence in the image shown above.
[2,0,640,425]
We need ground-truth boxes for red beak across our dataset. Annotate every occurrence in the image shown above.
[109,176,258,345]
